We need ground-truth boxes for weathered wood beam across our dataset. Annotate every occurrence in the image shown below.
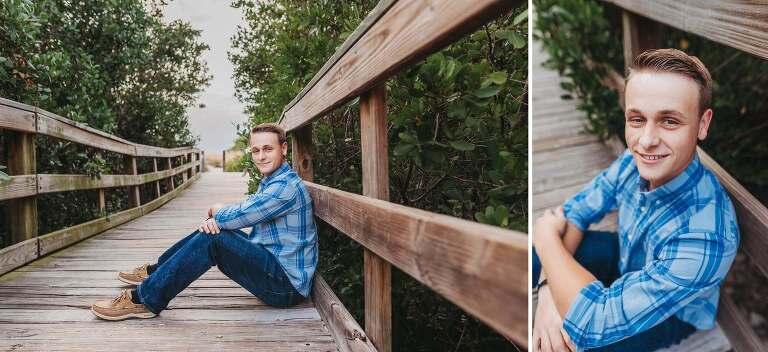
[30,165,193,195]
[291,126,314,181]
[4,131,38,244]
[279,0,518,132]
[604,0,768,60]
[305,182,528,347]
[153,158,161,198]
[312,274,377,352]
[360,84,391,352]
[125,155,140,208]
[621,10,662,70]
[0,176,36,201]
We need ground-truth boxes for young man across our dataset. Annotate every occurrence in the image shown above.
[533,49,739,351]
[91,123,318,320]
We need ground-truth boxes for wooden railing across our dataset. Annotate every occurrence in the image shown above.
[598,1,768,351]
[277,0,526,351]
[0,97,202,275]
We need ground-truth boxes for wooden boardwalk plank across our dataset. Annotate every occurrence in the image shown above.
[0,171,338,351]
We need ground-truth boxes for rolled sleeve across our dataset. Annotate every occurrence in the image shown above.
[214,180,298,230]
[563,151,631,231]
[562,231,736,349]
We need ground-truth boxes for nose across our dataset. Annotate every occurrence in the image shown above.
[638,124,660,150]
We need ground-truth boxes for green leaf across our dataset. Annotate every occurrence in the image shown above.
[398,132,418,144]
[449,140,475,151]
[474,85,502,98]
[496,30,513,41]
[487,71,508,85]
[513,9,528,26]
[510,32,526,49]
[393,143,415,156]
[0,170,10,182]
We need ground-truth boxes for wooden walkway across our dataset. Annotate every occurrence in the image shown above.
[0,171,338,351]
[531,38,731,351]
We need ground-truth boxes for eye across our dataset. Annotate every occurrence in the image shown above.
[660,118,680,127]
[627,116,645,126]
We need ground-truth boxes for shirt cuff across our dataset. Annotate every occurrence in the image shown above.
[562,279,606,350]
[562,202,588,232]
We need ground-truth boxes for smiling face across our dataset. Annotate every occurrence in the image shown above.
[624,71,712,190]
[249,131,288,177]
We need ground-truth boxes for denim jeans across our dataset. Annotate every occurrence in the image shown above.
[137,229,306,314]
[533,230,696,351]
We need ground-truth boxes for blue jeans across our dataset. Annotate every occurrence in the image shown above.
[137,230,305,314]
[533,231,696,351]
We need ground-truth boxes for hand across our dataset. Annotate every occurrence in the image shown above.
[534,206,567,248]
[199,217,221,234]
[534,285,576,352]
[208,203,225,218]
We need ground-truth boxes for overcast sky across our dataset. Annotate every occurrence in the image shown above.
[162,0,248,153]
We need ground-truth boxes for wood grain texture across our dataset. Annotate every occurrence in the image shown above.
[37,110,136,155]
[360,84,391,352]
[0,175,36,201]
[0,238,38,276]
[305,182,528,346]
[4,131,38,244]
[604,0,768,60]
[125,155,141,207]
[0,172,337,351]
[153,158,161,198]
[0,103,36,133]
[716,293,767,352]
[621,9,662,69]
[280,0,518,132]
[312,274,377,352]
[291,126,314,181]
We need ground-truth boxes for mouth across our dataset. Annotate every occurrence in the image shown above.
[635,151,670,163]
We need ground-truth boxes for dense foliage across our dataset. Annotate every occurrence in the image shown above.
[535,0,768,341]
[229,1,527,351]
[0,0,210,245]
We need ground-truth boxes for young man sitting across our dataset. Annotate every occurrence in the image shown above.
[532,49,740,351]
[91,123,318,320]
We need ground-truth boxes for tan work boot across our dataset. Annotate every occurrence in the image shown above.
[91,289,157,321]
[118,263,150,285]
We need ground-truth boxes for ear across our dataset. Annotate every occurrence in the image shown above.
[281,142,288,157]
[697,109,713,141]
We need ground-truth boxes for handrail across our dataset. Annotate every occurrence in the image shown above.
[279,0,526,350]
[603,0,768,60]
[0,97,203,276]
[593,2,768,350]
[279,0,519,132]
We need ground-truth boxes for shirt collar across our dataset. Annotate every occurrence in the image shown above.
[262,161,291,183]
[638,152,704,202]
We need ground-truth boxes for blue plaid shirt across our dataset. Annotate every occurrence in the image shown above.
[214,162,318,297]
[562,149,739,350]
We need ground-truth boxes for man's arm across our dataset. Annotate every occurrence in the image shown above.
[213,180,298,230]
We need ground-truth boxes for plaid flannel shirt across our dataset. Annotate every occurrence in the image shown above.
[214,162,318,297]
[561,149,739,350]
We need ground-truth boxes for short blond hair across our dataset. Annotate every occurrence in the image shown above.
[627,48,713,115]
[251,123,286,144]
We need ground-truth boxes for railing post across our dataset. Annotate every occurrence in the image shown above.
[166,158,175,191]
[4,130,37,244]
[153,157,161,198]
[182,154,189,183]
[222,150,226,172]
[291,126,314,181]
[96,151,106,216]
[622,10,662,71]
[125,155,140,208]
[201,151,205,172]
[359,83,391,352]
